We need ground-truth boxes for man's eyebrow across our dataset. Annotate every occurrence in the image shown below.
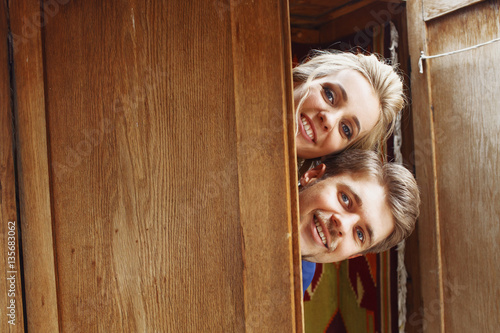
[366,225,374,248]
[343,183,362,208]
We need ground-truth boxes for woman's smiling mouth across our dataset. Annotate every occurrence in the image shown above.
[300,114,315,143]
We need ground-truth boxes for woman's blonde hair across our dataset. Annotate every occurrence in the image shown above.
[293,50,405,152]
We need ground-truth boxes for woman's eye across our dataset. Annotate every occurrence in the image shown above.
[323,86,335,104]
[356,229,365,243]
[341,123,352,139]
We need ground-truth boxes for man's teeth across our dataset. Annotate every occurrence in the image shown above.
[314,219,327,247]
[301,116,314,141]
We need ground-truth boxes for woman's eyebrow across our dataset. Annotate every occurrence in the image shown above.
[353,116,361,134]
[336,84,361,134]
[337,84,348,101]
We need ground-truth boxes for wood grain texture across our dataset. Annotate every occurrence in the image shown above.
[283,1,305,330]
[426,1,500,331]
[289,0,353,22]
[394,7,424,333]
[32,0,299,331]
[278,0,304,330]
[230,0,298,331]
[289,0,403,30]
[291,27,320,44]
[45,1,243,331]
[319,1,404,44]
[0,2,25,331]
[423,0,485,21]
[9,1,60,331]
[406,0,444,332]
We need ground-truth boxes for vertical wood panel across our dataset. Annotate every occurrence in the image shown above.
[426,2,500,331]
[44,1,244,331]
[408,0,500,332]
[397,8,424,332]
[0,2,25,331]
[9,1,60,331]
[406,0,444,332]
[230,0,299,331]
[282,0,304,328]
[15,0,302,331]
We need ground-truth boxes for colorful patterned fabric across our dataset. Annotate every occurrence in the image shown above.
[304,254,381,333]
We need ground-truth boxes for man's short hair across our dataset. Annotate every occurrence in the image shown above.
[320,149,420,254]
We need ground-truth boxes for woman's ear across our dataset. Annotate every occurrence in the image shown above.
[299,163,326,187]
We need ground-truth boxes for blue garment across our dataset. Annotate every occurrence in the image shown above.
[302,260,316,295]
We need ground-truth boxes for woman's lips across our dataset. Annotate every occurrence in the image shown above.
[299,114,316,143]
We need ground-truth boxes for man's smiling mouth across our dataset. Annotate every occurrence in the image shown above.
[314,215,328,248]
[313,211,339,252]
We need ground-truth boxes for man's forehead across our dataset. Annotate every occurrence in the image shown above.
[325,171,380,188]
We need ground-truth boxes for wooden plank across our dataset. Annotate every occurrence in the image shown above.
[43,1,244,331]
[318,0,379,23]
[36,0,299,331]
[395,7,423,333]
[291,27,320,44]
[425,1,500,331]
[289,0,352,18]
[405,0,444,332]
[9,1,60,332]
[0,2,25,331]
[423,0,485,21]
[290,0,378,29]
[281,0,305,330]
[318,2,403,44]
[230,0,299,331]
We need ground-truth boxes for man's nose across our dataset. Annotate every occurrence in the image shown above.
[318,111,337,132]
[332,213,358,237]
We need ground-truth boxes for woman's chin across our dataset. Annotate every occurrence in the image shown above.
[297,149,318,160]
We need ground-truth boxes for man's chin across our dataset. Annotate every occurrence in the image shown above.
[301,253,324,264]
[301,253,346,264]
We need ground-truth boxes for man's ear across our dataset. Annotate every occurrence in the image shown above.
[300,163,326,187]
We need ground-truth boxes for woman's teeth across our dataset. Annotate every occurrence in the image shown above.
[301,116,314,141]
[314,218,327,248]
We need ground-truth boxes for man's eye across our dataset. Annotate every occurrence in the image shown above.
[341,123,352,140]
[356,229,365,243]
[341,192,350,206]
[323,86,335,104]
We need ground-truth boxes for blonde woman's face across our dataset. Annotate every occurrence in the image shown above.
[295,70,380,159]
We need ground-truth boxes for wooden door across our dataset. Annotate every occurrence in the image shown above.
[1,2,25,331]
[407,0,500,332]
[8,0,302,331]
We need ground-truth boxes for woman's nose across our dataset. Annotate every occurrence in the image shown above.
[318,111,336,132]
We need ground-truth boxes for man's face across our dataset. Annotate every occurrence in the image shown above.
[299,166,394,263]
